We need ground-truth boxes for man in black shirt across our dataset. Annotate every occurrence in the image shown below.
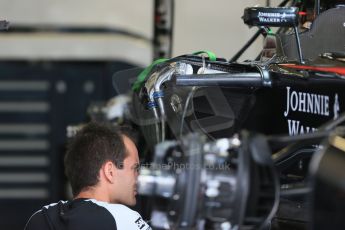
[25,122,151,230]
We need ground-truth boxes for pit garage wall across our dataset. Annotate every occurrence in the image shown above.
[0,0,281,61]
[0,61,136,230]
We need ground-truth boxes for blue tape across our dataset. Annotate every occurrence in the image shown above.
[147,101,157,109]
[153,91,164,99]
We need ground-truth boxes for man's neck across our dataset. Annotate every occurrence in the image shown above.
[75,188,111,203]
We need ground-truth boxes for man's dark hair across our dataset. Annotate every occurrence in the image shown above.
[64,122,129,196]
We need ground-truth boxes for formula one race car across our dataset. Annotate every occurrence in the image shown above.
[109,0,345,229]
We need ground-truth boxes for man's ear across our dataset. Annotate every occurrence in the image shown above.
[102,161,116,183]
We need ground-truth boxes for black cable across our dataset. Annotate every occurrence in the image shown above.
[293,26,304,64]
[261,161,280,230]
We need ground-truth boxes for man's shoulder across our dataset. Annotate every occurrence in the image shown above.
[24,201,67,230]
[86,199,151,230]
[29,200,66,215]
[91,201,135,213]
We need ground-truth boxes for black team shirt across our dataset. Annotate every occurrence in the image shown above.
[24,198,151,230]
